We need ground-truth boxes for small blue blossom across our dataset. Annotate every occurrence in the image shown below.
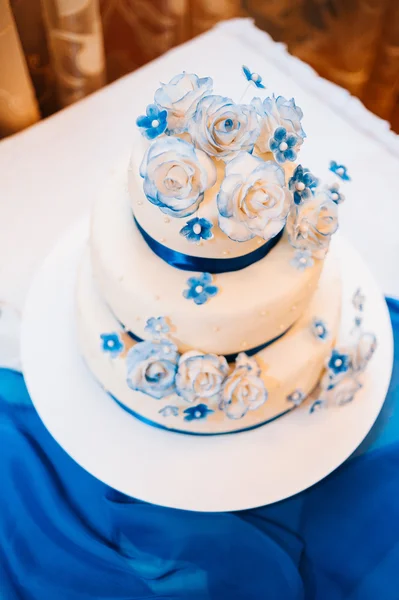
[100,333,123,357]
[136,104,167,140]
[328,349,350,376]
[287,389,306,407]
[290,248,314,271]
[289,165,319,205]
[144,316,170,339]
[329,161,351,181]
[183,403,214,421]
[183,273,218,305]
[179,217,214,243]
[354,316,362,328]
[311,319,329,341]
[353,288,365,312]
[159,405,179,417]
[242,65,265,88]
[327,183,345,204]
[269,127,299,163]
[310,399,326,413]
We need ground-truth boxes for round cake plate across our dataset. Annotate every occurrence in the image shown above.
[21,217,393,512]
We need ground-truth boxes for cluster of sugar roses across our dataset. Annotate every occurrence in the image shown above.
[125,316,268,421]
[136,69,345,258]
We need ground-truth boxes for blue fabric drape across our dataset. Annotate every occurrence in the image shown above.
[0,298,398,599]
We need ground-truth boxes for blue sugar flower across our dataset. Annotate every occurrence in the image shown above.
[136,104,167,140]
[100,333,124,357]
[311,319,329,341]
[352,288,365,312]
[327,184,345,205]
[310,399,326,413]
[242,65,265,89]
[288,165,319,205]
[159,405,179,417]
[183,273,218,305]
[290,249,314,271]
[329,161,351,181]
[287,389,306,407]
[269,127,299,163]
[183,403,214,421]
[328,349,350,376]
[144,316,170,339]
[179,217,214,243]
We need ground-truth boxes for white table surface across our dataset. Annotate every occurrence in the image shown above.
[1,18,399,312]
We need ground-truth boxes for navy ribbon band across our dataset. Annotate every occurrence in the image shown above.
[123,323,292,364]
[134,216,283,274]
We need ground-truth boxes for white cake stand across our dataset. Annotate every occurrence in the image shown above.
[21,217,393,512]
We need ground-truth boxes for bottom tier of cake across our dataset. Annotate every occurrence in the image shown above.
[76,249,341,435]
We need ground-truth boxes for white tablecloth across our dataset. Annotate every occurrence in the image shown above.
[1,18,399,312]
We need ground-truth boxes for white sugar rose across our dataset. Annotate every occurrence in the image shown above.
[217,152,292,242]
[154,72,213,133]
[252,95,305,157]
[189,95,259,160]
[126,339,179,400]
[287,191,338,259]
[219,353,268,420]
[140,137,217,218]
[176,351,229,403]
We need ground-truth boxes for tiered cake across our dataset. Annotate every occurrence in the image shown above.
[76,69,376,435]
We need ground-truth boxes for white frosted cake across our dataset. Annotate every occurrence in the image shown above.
[76,68,376,435]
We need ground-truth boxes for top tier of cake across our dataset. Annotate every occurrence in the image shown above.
[130,71,346,269]
[130,71,344,269]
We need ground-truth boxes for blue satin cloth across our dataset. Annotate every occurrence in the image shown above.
[0,298,398,599]
[134,217,284,273]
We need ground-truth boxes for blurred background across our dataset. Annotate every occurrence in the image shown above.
[1,0,398,139]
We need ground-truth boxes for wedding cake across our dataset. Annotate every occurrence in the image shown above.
[76,68,376,435]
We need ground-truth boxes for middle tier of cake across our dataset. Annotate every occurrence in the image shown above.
[90,169,326,357]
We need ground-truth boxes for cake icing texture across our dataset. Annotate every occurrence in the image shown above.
[76,66,376,434]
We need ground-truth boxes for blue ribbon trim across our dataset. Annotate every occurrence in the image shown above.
[123,324,293,363]
[108,392,294,436]
[134,217,283,274]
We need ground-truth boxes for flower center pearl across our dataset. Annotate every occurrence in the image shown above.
[155,324,162,331]
[317,325,324,334]
[337,167,344,176]
[194,411,202,418]
[300,257,307,264]
[335,358,342,367]
[193,223,202,235]
[108,340,114,347]
[151,119,159,128]
[296,182,305,191]
[195,285,203,293]
[251,73,260,82]
[331,192,339,200]
[279,141,288,152]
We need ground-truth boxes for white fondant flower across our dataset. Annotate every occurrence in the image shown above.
[286,191,338,259]
[176,351,229,403]
[140,137,217,218]
[189,95,259,159]
[332,377,362,405]
[252,95,305,155]
[219,353,268,420]
[126,339,179,400]
[217,153,292,242]
[351,332,377,373]
[154,73,213,133]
